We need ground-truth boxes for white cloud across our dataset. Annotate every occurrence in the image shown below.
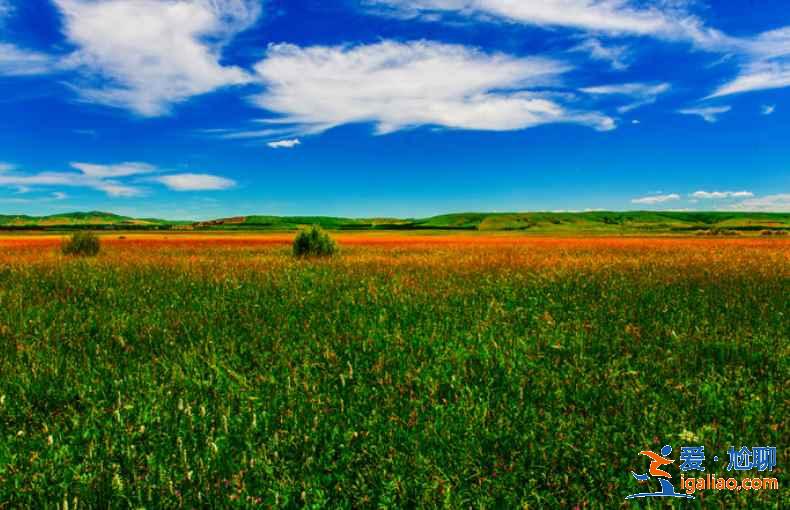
[726,193,790,212]
[0,162,236,195]
[70,162,156,178]
[709,28,790,98]
[367,2,790,100]
[154,173,235,191]
[53,0,261,116]
[267,139,301,149]
[761,104,776,115]
[0,169,143,197]
[581,82,671,113]
[691,190,754,199]
[677,105,731,123]
[364,0,727,46]
[0,43,57,76]
[710,60,790,98]
[631,193,681,205]
[570,38,631,70]
[0,162,13,172]
[251,41,614,135]
[51,191,68,200]
[0,161,158,197]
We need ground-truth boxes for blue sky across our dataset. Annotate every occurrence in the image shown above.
[0,0,789,219]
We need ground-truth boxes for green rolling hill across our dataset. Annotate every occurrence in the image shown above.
[1,211,789,234]
[0,211,177,230]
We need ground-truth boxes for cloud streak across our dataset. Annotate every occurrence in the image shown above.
[267,139,301,149]
[691,190,753,199]
[710,28,790,98]
[581,82,671,113]
[0,168,142,197]
[631,193,680,205]
[570,38,631,70]
[364,0,790,101]
[0,162,234,196]
[0,43,58,76]
[726,193,790,212]
[677,105,731,123]
[364,0,729,48]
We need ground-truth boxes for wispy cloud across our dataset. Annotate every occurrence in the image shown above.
[267,139,301,149]
[761,104,776,115]
[52,0,261,116]
[570,38,631,70]
[581,82,671,113]
[154,173,236,191]
[709,28,790,98]
[0,162,235,196]
[0,162,147,197]
[0,43,58,76]
[364,1,790,101]
[726,193,790,212]
[631,193,681,205]
[363,0,721,45]
[677,105,731,123]
[213,128,302,140]
[251,41,614,136]
[70,162,157,179]
[709,61,790,98]
[691,190,753,199]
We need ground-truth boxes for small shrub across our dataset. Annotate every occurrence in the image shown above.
[293,225,338,258]
[62,232,101,256]
[698,228,739,237]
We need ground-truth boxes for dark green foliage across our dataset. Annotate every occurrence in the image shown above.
[61,231,101,256]
[293,224,338,257]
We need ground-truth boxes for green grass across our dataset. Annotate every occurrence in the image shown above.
[0,240,787,508]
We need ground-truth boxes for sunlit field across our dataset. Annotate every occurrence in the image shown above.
[0,233,787,508]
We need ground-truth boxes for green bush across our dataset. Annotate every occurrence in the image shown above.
[61,231,101,256]
[293,225,338,257]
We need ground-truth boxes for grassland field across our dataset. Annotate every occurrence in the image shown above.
[0,232,787,508]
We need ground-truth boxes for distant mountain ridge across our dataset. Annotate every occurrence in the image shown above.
[1,211,789,233]
[0,211,176,229]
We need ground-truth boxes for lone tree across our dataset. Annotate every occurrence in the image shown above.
[293,225,338,258]
[62,231,101,257]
